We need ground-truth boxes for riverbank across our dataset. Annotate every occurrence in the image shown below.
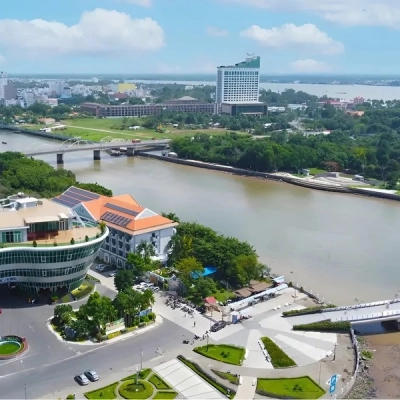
[138,151,400,203]
[349,333,400,399]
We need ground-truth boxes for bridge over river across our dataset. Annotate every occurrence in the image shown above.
[22,139,171,164]
[288,299,400,327]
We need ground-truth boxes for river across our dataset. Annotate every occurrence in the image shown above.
[135,81,400,101]
[2,130,400,305]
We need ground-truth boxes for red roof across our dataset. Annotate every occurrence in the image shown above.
[204,296,217,304]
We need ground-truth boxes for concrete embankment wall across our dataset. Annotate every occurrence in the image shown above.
[137,152,400,202]
[137,152,353,194]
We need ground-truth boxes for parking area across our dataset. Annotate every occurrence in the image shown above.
[154,359,225,399]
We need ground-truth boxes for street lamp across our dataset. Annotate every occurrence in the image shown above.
[135,367,139,386]
[290,271,298,299]
[333,343,338,361]
[140,348,143,372]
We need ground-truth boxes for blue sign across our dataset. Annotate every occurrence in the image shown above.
[329,374,337,394]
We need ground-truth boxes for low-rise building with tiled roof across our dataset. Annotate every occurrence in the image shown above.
[53,186,178,268]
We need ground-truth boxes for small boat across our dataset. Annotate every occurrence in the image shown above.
[2,142,7,144]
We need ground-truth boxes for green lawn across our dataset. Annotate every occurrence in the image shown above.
[118,379,154,399]
[194,344,245,366]
[0,342,21,355]
[212,370,239,385]
[257,377,325,399]
[71,281,94,299]
[84,382,118,399]
[212,289,236,303]
[153,392,177,399]
[122,368,152,381]
[22,118,233,143]
[148,374,171,390]
[309,168,327,175]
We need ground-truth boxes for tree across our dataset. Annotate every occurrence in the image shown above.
[79,292,117,333]
[75,182,113,197]
[175,256,204,285]
[136,241,155,263]
[126,252,153,277]
[139,289,155,311]
[161,212,180,223]
[54,304,73,320]
[113,287,142,327]
[114,269,135,292]
[70,319,90,340]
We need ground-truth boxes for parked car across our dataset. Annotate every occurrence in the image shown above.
[151,287,160,292]
[84,370,99,382]
[211,321,227,332]
[108,272,116,277]
[75,374,90,385]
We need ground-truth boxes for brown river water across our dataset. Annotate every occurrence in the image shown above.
[2,130,400,305]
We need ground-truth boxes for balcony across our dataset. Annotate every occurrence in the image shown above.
[1,226,107,248]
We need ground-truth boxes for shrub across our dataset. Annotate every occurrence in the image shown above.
[141,315,149,323]
[139,322,146,328]
[261,337,297,368]
[85,235,89,242]
[53,241,58,246]
[66,395,75,399]
[282,305,337,317]
[147,312,156,321]
[107,331,121,340]
[33,240,37,247]
[293,320,351,332]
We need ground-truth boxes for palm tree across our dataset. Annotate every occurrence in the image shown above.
[140,289,155,310]
[136,240,156,262]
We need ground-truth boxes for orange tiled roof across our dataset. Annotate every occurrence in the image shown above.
[82,194,176,233]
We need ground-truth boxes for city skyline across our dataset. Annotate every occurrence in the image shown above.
[0,0,398,74]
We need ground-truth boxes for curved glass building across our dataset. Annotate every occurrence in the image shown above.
[0,194,108,293]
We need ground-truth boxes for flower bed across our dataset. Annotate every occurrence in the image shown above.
[282,305,337,317]
[193,344,245,366]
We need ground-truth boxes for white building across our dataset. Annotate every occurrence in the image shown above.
[53,187,178,269]
[48,80,65,97]
[216,55,260,104]
[0,71,8,100]
[0,193,108,293]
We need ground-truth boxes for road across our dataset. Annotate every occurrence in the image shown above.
[0,319,189,399]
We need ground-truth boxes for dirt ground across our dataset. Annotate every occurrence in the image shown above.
[364,333,400,399]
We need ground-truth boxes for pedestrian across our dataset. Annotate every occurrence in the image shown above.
[194,321,196,327]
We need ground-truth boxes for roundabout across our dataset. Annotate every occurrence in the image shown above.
[0,335,27,359]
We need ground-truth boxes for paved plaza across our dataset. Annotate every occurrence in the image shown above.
[154,359,225,399]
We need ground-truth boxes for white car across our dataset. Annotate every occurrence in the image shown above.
[151,287,160,292]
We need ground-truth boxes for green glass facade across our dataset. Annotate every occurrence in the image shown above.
[0,230,108,293]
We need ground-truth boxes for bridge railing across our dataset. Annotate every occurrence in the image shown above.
[332,308,400,322]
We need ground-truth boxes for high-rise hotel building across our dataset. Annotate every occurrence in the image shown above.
[216,56,267,116]
[216,55,260,104]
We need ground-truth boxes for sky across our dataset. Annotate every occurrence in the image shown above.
[0,0,398,75]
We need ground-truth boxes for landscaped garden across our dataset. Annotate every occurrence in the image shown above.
[261,337,297,368]
[84,369,177,399]
[256,376,325,399]
[0,336,27,359]
[193,344,245,366]
[282,304,337,317]
[211,370,240,385]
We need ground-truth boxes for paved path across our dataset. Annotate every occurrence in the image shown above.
[236,376,256,400]
[64,125,153,139]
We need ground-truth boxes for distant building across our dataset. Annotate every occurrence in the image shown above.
[117,83,137,93]
[81,96,215,117]
[3,83,17,101]
[216,55,260,103]
[0,71,7,100]
[216,55,266,116]
[317,99,348,111]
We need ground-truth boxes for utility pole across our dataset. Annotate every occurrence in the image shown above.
[140,348,143,372]
[24,384,27,400]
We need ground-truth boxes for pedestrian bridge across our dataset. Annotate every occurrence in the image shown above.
[22,139,171,164]
[288,299,400,326]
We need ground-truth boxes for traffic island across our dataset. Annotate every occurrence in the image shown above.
[0,335,28,360]
[84,369,177,400]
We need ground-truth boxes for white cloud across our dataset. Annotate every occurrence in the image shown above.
[0,8,164,57]
[206,26,229,37]
[120,0,152,6]
[220,0,400,28]
[240,24,344,55]
[290,59,332,73]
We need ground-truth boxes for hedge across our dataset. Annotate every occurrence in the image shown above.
[107,331,122,340]
[282,305,337,317]
[261,337,297,368]
[177,355,235,398]
[292,320,351,332]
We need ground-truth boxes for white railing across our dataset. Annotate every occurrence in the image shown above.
[333,329,360,399]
